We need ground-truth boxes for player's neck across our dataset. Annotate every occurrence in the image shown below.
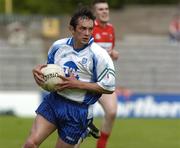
[73,40,84,50]
[97,20,108,27]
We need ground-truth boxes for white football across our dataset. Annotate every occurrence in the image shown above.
[40,64,64,92]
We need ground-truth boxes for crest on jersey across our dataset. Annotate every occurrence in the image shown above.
[95,33,101,40]
[82,57,88,65]
[109,34,113,40]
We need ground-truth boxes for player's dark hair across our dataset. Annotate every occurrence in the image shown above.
[92,0,107,6]
[70,7,95,30]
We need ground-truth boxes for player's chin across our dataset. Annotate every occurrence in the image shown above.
[81,39,89,44]
[101,17,109,23]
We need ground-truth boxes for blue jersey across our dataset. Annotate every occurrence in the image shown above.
[47,37,115,105]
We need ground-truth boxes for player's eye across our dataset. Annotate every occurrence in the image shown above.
[89,27,93,32]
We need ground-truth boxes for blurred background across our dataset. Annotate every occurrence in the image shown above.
[0,0,180,147]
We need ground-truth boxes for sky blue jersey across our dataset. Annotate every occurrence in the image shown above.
[47,37,115,105]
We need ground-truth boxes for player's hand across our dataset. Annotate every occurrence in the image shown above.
[32,64,47,86]
[55,73,81,91]
[110,50,119,60]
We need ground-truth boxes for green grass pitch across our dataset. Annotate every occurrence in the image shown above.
[0,116,180,148]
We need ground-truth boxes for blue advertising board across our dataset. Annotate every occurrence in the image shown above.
[93,93,180,118]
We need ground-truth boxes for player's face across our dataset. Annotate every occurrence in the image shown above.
[72,17,94,48]
[94,3,109,23]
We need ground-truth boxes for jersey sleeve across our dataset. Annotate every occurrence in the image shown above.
[47,39,65,64]
[94,46,116,92]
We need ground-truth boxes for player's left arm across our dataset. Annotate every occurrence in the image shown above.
[56,74,113,94]
[95,48,116,93]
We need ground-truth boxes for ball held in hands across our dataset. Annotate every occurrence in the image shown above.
[40,64,64,92]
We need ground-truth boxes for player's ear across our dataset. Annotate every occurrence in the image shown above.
[69,25,75,34]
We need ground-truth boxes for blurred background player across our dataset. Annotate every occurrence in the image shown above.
[92,0,119,60]
[91,1,119,148]
[169,13,180,42]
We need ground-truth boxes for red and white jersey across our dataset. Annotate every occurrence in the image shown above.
[92,20,115,52]
[169,19,180,32]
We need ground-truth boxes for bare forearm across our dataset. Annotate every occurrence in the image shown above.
[57,75,114,94]
[77,81,113,94]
